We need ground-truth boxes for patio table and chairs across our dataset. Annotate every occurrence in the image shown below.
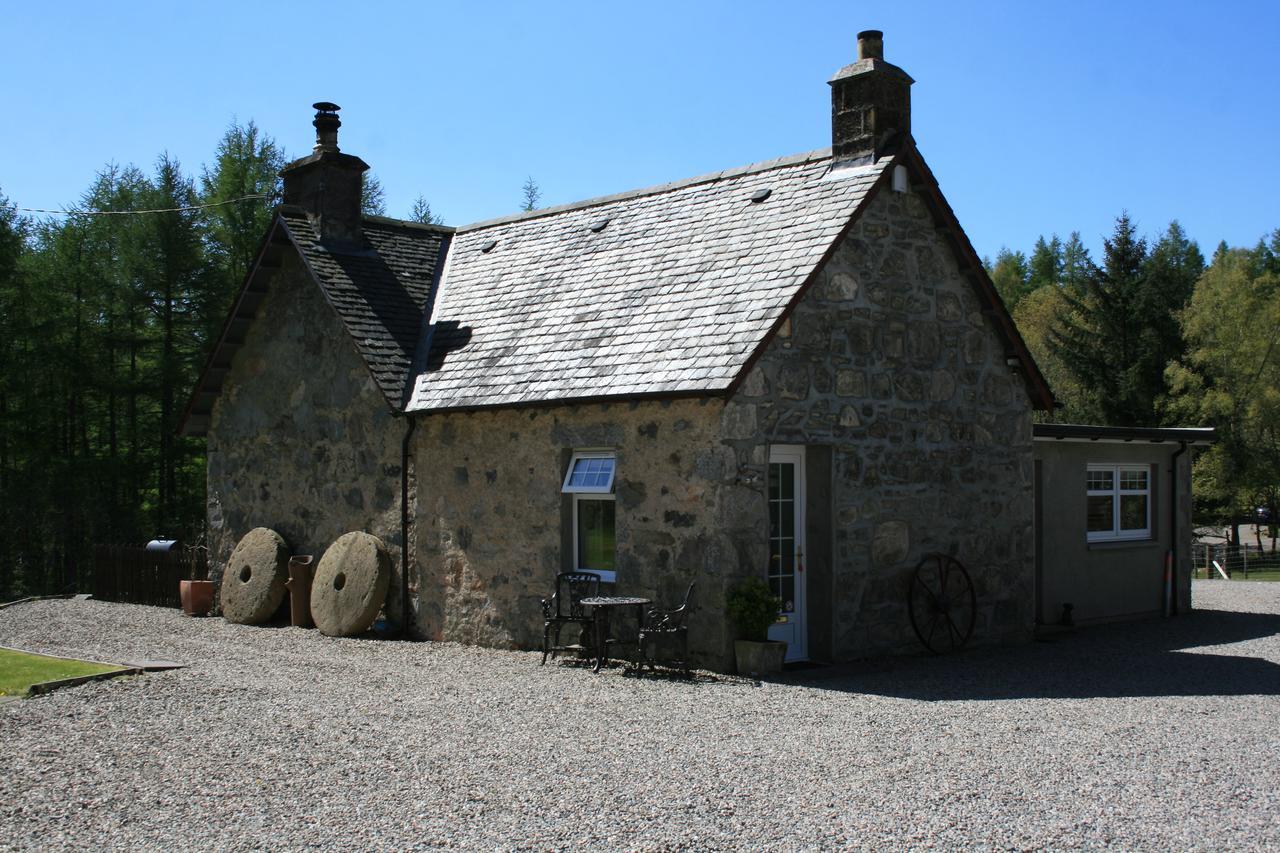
[541,572,695,675]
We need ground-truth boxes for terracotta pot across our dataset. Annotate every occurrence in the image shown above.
[734,640,787,676]
[180,580,215,616]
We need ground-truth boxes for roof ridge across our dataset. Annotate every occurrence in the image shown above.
[455,146,836,233]
[362,214,456,235]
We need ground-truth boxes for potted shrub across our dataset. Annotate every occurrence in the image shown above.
[727,576,786,675]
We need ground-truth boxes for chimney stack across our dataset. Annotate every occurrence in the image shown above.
[280,102,369,247]
[828,30,914,166]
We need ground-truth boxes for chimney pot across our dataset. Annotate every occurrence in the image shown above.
[312,102,342,153]
[280,102,369,247]
[857,30,884,61]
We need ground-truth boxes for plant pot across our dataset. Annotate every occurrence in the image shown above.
[734,640,787,676]
[179,580,215,616]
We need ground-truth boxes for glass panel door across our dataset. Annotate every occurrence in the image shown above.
[767,446,806,661]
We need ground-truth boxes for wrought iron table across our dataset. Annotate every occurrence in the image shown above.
[580,596,651,672]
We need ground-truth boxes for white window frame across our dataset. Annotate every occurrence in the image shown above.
[1086,463,1151,543]
[562,451,617,582]
[561,450,616,494]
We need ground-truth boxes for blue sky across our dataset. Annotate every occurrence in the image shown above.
[4,1,1277,261]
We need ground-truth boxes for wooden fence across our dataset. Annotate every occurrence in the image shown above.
[92,545,209,608]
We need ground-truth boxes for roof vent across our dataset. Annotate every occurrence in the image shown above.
[480,239,498,253]
[589,217,610,233]
[751,188,772,203]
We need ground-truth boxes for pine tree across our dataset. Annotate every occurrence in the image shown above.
[1060,231,1092,293]
[1028,234,1063,290]
[0,189,28,596]
[361,173,387,216]
[200,120,284,290]
[139,155,214,537]
[521,176,541,212]
[409,195,443,225]
[1141,220,1204,418]
[1050,213,1158,425]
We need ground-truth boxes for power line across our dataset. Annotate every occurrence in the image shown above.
[5,194,269,217]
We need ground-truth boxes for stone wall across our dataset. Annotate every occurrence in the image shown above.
[208,178,1037,668]
[409,399,762,670]
[725,181,1036,659]
[206,252,409,622]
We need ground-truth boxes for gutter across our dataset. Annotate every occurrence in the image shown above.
[1168,441,1189,617]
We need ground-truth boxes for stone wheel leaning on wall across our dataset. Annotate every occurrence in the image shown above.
[310,531,391,637]
[220,527,291,625]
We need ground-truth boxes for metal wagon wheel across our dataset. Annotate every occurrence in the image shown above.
[908,553,977,655]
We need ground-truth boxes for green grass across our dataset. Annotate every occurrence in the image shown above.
[0,647,124,696]
[1229,570,1280,582]
[1194,569,1280,582]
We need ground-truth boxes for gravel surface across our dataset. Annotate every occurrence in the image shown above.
[2,581,1279,849]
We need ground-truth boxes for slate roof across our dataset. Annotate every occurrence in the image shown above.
[278,210,448,405]
[179,212,449,436]
[407,149,890,412]
[183,139,1055,436]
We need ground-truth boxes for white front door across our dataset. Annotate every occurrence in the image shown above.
[767,445,807,662]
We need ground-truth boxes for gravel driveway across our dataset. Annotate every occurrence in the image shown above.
[2,581,1279,849]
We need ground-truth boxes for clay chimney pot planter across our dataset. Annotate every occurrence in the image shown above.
[180,580,215,616]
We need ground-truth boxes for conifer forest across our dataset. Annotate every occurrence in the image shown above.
[0,122,433,598]
[0,121,1277,598]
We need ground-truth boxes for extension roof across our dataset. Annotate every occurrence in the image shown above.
[180,138,1053,436]
[1033,423,1217,445]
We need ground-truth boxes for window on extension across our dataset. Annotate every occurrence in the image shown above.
[1086,464,1151,542]
[562,451,617,582]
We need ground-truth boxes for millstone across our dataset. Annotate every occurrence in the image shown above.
[220,527,290,625]
[311,532,391,637]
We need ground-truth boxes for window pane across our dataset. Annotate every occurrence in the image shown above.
[777,543,794,573]
[1120,469,1148,490]
[780,577,795,613]
[779,463,794,500]
[768,464,780,500]
[779,502,795,538]
[1087,469,1113,491]
[1087,495,1114,532]
[1120,495,1147,531]
[565,455,615,491]
[577,499,615,570]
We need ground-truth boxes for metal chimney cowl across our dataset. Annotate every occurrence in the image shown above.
[280,102,370,248]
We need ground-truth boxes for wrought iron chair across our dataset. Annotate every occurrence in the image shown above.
[540,571,602,664]
[635,581,696,676]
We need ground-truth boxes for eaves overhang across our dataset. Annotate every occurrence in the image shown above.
[1032,423,1217,446]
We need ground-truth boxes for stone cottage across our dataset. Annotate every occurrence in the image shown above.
[182,31,1061,670]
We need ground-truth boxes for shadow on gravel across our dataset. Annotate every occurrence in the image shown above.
[787,608,1280,701]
